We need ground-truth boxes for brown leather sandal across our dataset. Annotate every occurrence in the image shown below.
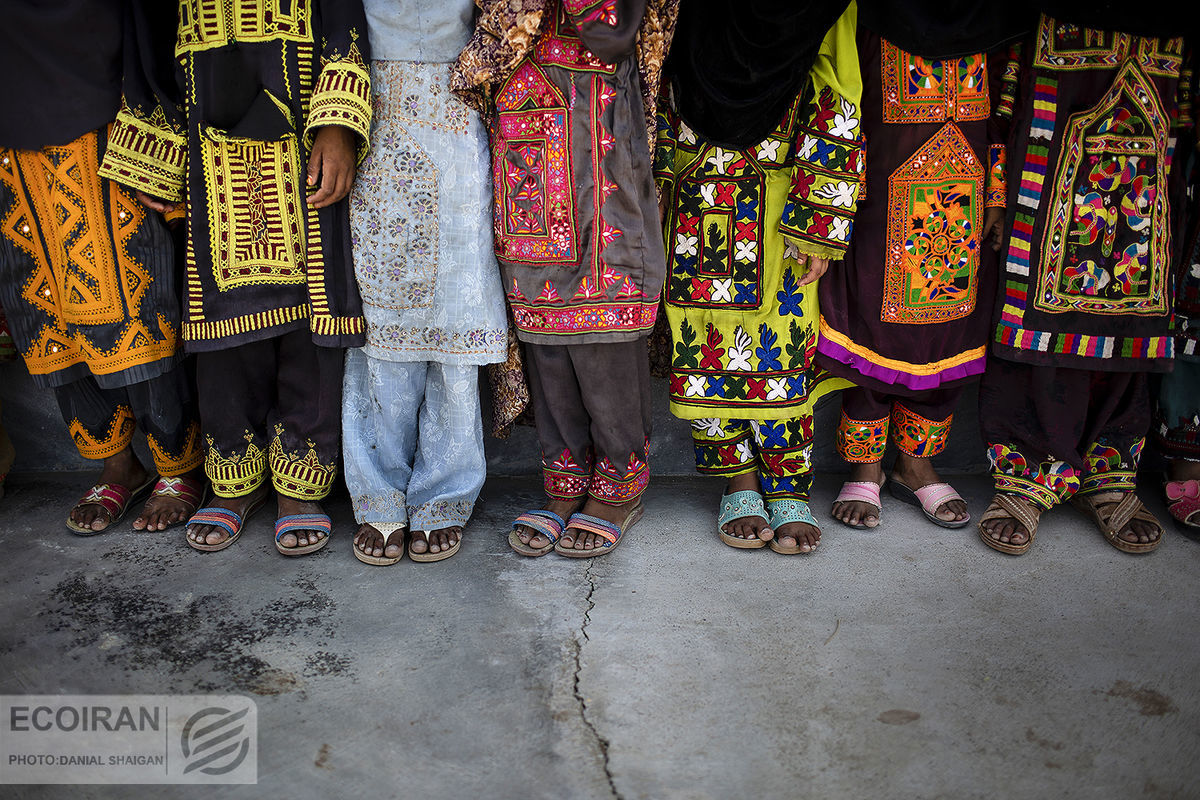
[978,493,1042,555]
[1071,492,1163,554]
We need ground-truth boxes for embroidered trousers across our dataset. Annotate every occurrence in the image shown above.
[836,386,960,463]
[342,349,485,531]
[979,359,1148,510]
[691,415,815,502]
[1153,359,1200,462]
[196,329,342,501]
[52,369,202,476]
[526,339,652,507]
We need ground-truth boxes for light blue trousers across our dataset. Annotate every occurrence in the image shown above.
[342,348,486,531]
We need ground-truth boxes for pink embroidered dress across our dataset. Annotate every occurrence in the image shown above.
[490,0,667,345]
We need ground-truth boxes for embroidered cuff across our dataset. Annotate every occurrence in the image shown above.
[891,405,952,458]
[305,59,373,164]
[99,104,188,202]
[986,144,1007,208]
[836,412,888,464]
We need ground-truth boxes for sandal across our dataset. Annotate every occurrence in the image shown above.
[409,527,462,563]
[509,510,566,557]
[275,513,332,556]
[766,498,820,554]
[831,478,884,529]
[353,523,406,566]
[65,476,155,535]
[717,489,771,549]
[889,479,970,529]
[1071,492,1163,554]
[186,493,268,552]
[138,475,206,531]
[977,493,1041,555]
[556,503,644,558]
[1165,479,1200,532]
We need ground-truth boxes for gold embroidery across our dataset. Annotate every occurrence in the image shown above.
[269,425,337,501]
[176,0,313,56]
[200,126,307,292]
[205,432,267,498]
[306,39,373,160]
[99,103,188,202]
[147,421,204,477]
[69,406,136,460]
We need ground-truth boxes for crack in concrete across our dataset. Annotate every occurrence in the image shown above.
[572,560,621,800]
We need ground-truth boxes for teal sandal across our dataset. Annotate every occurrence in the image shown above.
[717,489,771,549]
[766,498,820,554]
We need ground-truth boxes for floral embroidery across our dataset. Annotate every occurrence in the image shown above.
[589,453,649,505]
[1035,61,1170,316]
[544,447,591,500]
[880,40,989,124]
[537,5,617,73]
[563,0,618,27]
[987,442,1080,509]
[836,412,888,464]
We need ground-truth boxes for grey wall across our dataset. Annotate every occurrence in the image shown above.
[2,360,989,477]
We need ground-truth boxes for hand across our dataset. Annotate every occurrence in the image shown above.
[307,126,358,208]
[795,254,830,286]
[136,191,178,214]
[984,206,1006,252]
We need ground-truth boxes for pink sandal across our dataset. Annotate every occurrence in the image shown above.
[65,477,156,536]
[1165,479,1200,531]
[832,479,884,529]
[890,479,970,529]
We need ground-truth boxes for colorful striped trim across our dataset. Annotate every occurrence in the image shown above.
[512,511,566,544]
[274,513,332,542]
[818,315,987,390]
[564,513,620,547]
[186,508,241,539]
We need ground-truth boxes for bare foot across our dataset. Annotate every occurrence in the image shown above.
[354,523,405,561]
[773,519,820,553]
[892,452,968,524]
[185,482,268,548]
[979,495,1031,549]
[513,497,584,551]
[133,469,205,531]
[720,471,774,543]
[831,461,884,528]
[71,447,149,532]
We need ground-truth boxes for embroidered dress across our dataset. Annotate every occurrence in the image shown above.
[99,0,374,500]
[981,16,1188,510]
[656,5,862,500]
[455,0,673,509]
[823,33,1006,464]
[0,3,202,478]
[341,0,507,531]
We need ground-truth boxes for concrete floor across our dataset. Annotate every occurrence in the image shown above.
[0,471,1197,799]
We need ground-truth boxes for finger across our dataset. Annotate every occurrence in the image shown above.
[306,146,322,187]
[308,169,335,207]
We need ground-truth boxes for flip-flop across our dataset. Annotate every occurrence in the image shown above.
[556,503,644,558]
[509,510,566,557]
[977,493,1041,555]
[766,498,820,554]
[717,489,771,549]
[409,527,463,562]
[66,476,156,535]
[275,513,332,556]
[185,493,268,552]
[1165,479,1200,535]
[889,478,970,529]
[831,478,884,529]
[136,475,206,531]
[353,523,406,566]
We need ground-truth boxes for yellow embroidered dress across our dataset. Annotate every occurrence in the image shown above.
[99,0,373,353]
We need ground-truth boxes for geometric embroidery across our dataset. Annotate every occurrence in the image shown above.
[177,0,313,55]
[1035,60,1170,317]
[562,0,619,28]
[1031,16,1182,79]
[880,40,989,125]
[544,448,591,500]
[200,125,307,292]
[269,424,338,502]
[205,432,267,499]
[836,412,888,464]
[493,60,578,266]
[537,6,617,73]
[890,404,951,458]
[882,122,983,325]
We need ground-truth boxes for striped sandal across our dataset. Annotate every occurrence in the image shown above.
[137,475,206,531]
[766,498,821,554]
[66,476,156,535]
[556,504,644,558]
[185,492,268,552]
[275,513,332,556]
[509,510,566,557]
[717,489,771,549]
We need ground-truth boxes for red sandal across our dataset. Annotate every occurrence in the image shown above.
[65,477,156,536]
